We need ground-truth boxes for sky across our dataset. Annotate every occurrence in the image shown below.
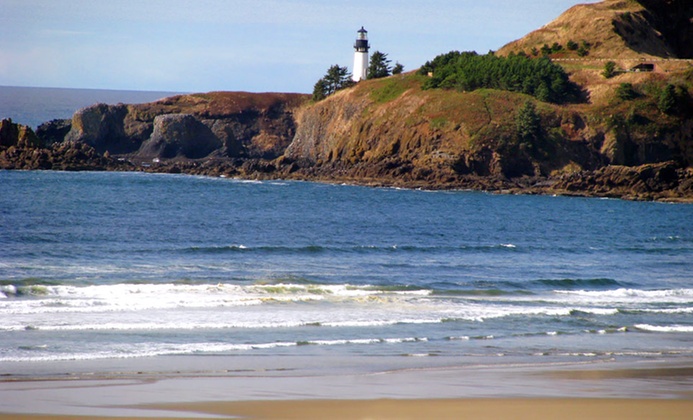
[0,0,599,94]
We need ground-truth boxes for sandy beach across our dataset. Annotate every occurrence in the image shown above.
[1,399,693,419]
[1,399,692,420]
[1,358,691,419]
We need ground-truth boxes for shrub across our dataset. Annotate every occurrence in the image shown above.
[603,61,617,78]
[616,83,638,100]
[658,84,677,114]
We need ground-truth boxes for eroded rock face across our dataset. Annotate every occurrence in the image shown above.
[51,93,306,161]
[65,104,138,154]
[138,114,221,159]
[0,118,40,148]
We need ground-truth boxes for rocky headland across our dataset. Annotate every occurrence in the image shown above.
[2,0,692,201]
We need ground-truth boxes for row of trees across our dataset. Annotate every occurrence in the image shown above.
[312,51,404,101]
[418,51,579,103]
[515,40,591,58]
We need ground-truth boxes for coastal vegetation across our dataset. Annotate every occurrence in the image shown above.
[417,51,579,103]
[367,51,392,80]
[312,64,354,101]
[602,61,617,79]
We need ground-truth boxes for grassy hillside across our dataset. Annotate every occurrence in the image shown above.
[497,0,692,60]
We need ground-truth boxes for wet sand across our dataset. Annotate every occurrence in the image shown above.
[1,399,692,420]
[1,359,691,418]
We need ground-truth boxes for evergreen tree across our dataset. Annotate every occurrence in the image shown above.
[515,101,542,143]
[603,61,617,79]
[392,62,404,75]
[367,51,392,79]
[312,78,328,101]
[579,40,592,57]
[324,64,352,93]
[540,44,552,56]
[312,64,353,101]
[658,84,677,114]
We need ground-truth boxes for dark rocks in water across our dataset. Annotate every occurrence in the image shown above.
[138,114,221,159]
[0,118,41,149]
[36,119,72,146]
[550,161,693,200]
[0,118,131,171]
[47,141,125,171]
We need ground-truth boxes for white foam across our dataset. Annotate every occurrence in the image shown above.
[0,282,435,316]
[0,336,430,362]
[635,307,693,314]
[634,324,693,333]
[306,339,382,346]
[553,288,693,301]
[0,341,299,362]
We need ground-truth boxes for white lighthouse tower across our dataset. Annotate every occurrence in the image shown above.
[352,27,370,82]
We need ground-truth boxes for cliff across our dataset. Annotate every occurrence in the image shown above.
[62,91,308,161]
[2,0,693,201]
[279,69,693,200]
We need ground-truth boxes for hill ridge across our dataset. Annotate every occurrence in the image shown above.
[498,0,693,60]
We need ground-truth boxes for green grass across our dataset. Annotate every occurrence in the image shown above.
[369,78,409,103]
[429,116,449,130]
[368,74,425,103]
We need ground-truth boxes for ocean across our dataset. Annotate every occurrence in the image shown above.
[1,170,692,375]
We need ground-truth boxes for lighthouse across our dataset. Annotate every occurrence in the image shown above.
[352,27,369,82]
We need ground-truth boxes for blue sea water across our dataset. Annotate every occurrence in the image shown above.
[1,170,692,370]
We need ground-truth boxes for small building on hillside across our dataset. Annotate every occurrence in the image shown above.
[630,63,654,72]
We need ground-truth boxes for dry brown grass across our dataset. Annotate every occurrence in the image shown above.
[497,0,670,60]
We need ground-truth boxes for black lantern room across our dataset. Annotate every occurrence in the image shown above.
[354,27,370,52]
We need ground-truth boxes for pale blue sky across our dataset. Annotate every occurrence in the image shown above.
[0,0,597,93]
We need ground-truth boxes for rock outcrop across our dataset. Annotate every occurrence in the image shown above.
[0,118,128,171]
[0,118,40,149]
[47,92,308,161]
[65,103,135,154]
[36,119,72,146]
[138,114,220,159]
